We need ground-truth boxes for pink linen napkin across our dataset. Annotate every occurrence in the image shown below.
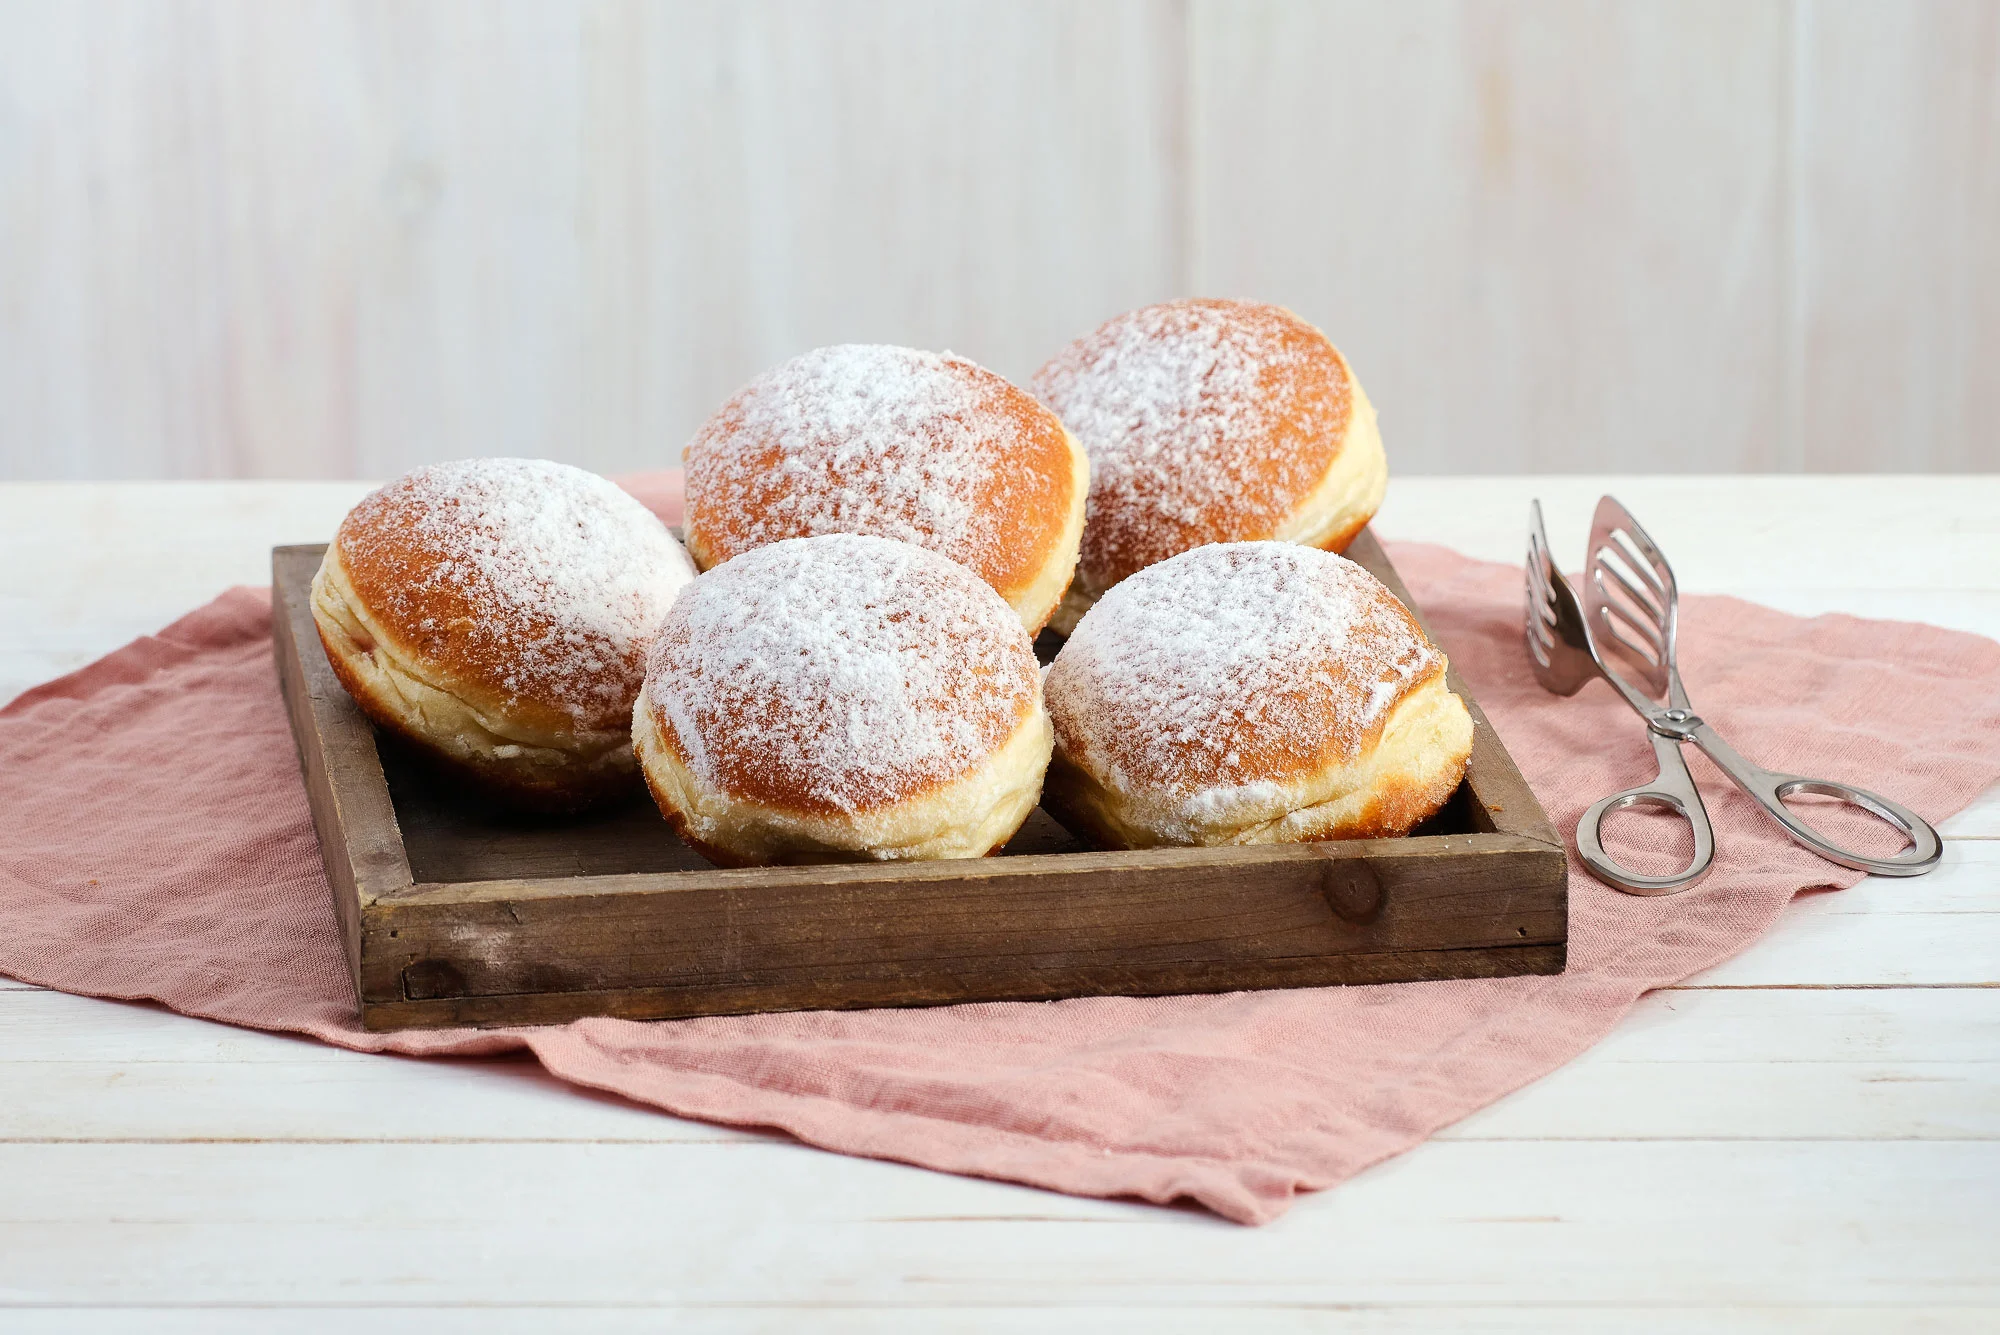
[4,475,1998,1225]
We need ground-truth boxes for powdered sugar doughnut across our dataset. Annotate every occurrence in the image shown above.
[682,344,1089,635]
[311,458,696,810]
[634,533,1051,866]
[1042,542,1470,848]
[1033,299,1387,635]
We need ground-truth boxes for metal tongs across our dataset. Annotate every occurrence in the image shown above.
[1526,496,1941,895]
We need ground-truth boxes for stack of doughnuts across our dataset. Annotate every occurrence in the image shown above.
[314,304,1467,864]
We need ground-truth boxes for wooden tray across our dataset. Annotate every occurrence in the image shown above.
[272,530,1567,1031]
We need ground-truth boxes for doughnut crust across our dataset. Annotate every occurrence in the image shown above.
[635,534,1052,866]
[1042,542,1471,848]
[682,344,1088,634]
[311,459,696,811]
[1034,299,1387,634]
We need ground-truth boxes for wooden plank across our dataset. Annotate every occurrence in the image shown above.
[1668,839,2000,989]
[1945,786,2000,839]
[1189,0,1789,474]
[1372,476,2000,589]
[354,835,1567,1033]
[0,1,1186,482]
[359,946,1570,1031]
[1448,985,2000,1141]
[1585,983,2000,1066]
[1726,589,2000,647]
[5,3,1997,485]
[1446,1047,2000,1142]
[5,986,1995,1146]
[268,545,412,994]
[1674,920,1999,990]
[0,1056,745,1146]
[0,482,372,707]
[577,0,1190,470]
[1798,1,2000,471]
[7,1309,1999,1335]
[2,1141,1994,1305]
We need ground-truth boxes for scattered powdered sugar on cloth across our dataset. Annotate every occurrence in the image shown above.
[685,345,1057,578]
[645,533,1039,813]
[337,458,694,730]
[1046,542,1437,816]
[1034,299,1350,592]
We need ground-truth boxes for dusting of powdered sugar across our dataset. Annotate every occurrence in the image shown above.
[337,458,695,729]
[683,344,1063,579]
[1045,542,1436,807]
[1033,299,1349,592]
[645,533,1040,814]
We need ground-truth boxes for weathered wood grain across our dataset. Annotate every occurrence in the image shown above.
[270,545,411,992]
[271,533,1567,1031]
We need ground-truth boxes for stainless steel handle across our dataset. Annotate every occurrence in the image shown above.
[1575,731,1717,895]
[1689,724,1943,877]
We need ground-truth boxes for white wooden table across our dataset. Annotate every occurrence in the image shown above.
[4,477,1996,1333]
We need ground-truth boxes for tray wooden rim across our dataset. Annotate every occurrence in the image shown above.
[273,528,1567,1030]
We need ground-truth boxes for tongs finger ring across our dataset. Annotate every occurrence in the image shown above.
[1687,726,1943,878]
[1575,730,1718,895]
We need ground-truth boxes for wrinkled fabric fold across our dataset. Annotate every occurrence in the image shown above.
[4,476,1997,1224]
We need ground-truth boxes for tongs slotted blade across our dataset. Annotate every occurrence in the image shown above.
[1584,496,1677,705]
[1524,500,1595,696]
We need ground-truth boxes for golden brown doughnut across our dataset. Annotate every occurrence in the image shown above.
[1033,298,1386,634]
[1041,542,1470,848]
[681,344,1088,634]
[634,533,1051,866]
[311,458,696,811]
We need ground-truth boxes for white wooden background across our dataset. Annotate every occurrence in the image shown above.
[1,0,1996,481]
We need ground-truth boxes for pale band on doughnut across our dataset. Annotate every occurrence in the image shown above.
[1043,669,1468,848]
[1266,374,1386,551]
[314,549,642,801]
[634,686,1051,866]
